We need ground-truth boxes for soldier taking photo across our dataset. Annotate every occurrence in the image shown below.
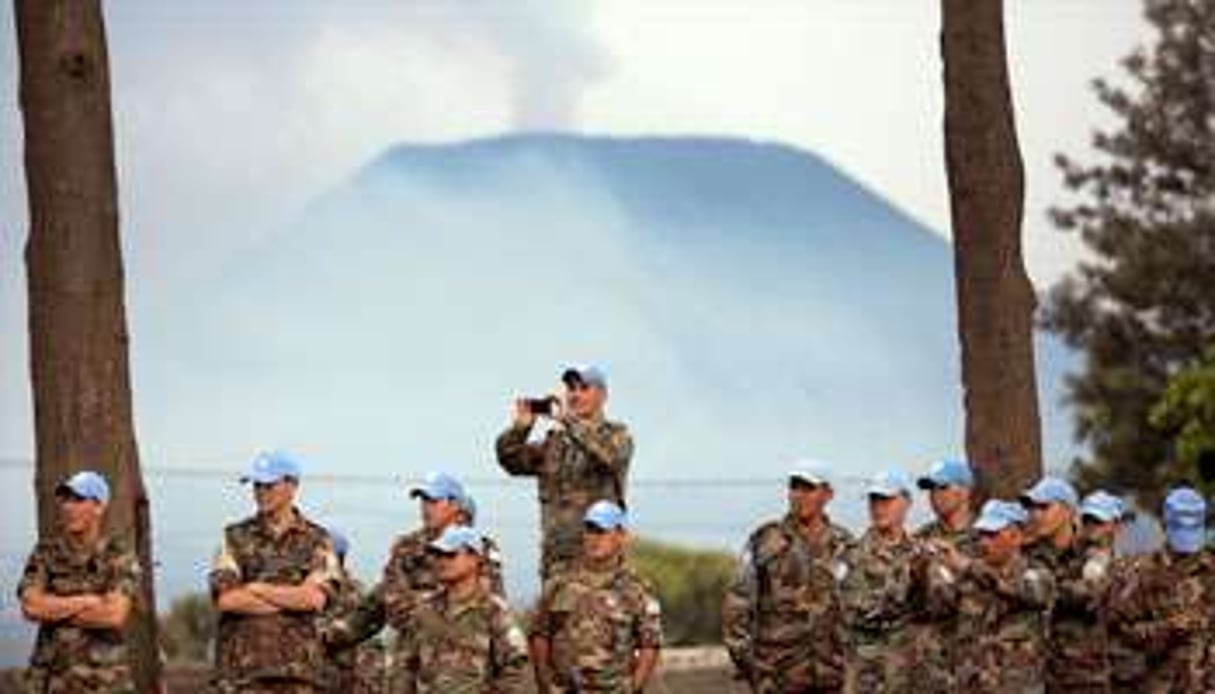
[496,363,633,580]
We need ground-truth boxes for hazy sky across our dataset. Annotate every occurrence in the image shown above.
[0,1,1147,457]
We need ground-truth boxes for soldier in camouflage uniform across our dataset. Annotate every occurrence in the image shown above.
[531,500,663,694]
[319,529,387,693]
[909,459,977,693]
[1110,486,1212,693]
[839,469,925,694]
[496,364,633,579]
[18,471,140,693]
[1021,476,1113,692]
[210,452,341,693]
[397,525,529,693]
[722,463,854,692]
[939,500,1054,693]
[382,472,504,634]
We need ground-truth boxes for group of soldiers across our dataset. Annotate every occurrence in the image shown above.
[17,364,660,693]
[14,362,1215,693]
[723,459,1215,693]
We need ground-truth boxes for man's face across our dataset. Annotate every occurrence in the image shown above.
[788,480,832,520]
[928,485,970,518]
[421,497,462,532]
[566,380,606,420]
[253,478,297,516]
[57,493,104,536]
[1027,501,1072,540]
[868,494,910,531]
[582,524,627,562]
[434,549,481,584]
[1082,516,1118,543]
[979,525,1023,564]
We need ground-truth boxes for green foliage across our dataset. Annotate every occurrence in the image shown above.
[159,592,216,664]
[1151,345,1215,494]
[629,537,735,646]
[1043,0,1215,509]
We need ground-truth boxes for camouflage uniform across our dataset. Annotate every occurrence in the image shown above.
[722,513,854,692]
[17,534,141,693]
[953,555,1054,693]
[1106,555,1148,693]
[397,587,529,693]
[531,560,663,693]
[839,529,921,694]
[496,416,633,578]
[1045,536,1115,693]
[209,509,340,693]
[1109,549,1212,693]
[907,520,977,693]
[381,527,505,628]
[320,577,388,693]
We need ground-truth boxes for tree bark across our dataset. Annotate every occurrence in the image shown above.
[15,1,159,689]
[940,0,1043,499]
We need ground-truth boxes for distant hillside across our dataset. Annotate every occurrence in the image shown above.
[140,133,1072,479]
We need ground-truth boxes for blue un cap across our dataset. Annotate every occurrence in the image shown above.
[409,472,468,505]
[1080,491,1127,523]
[788,459,833,487]
[56,470,111,504]
[584,500,628,530]
[1163,486,1207,555]
[428,525,485,556]
[241,450,303,484]
[1020,476,1079,509]
[917,459,975,490]
[973,500,1029,533]
[865,469,914,498]
[562,363,608,389]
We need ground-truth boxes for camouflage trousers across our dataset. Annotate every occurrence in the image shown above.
[24,665,136,694]
[749,642,844,693]
[844,632,915,694]
[905,623,955,694]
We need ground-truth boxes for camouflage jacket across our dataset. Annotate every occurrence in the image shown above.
[954,554,1054,693]
[495,416,632,577]
[382,526,504,630]
[908,518,978,693]
[17,534,141,693]
[1109,549,1213,693]
[209,509,340,687]
[532,560,663,694]
[721,513,853,690]
[1047,536,1115,690]
[398,586,529,694]
[320,575,388,693]
[839,528,922,693]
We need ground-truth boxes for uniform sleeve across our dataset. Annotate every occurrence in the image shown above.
[495,424,544,476]
[528,578,560,638]
[1055,550,1111,613]
[209,532,242,599]
[721,539,757,672]
[108,547,142,599]
[307,539,342,598]
[489,602,531,693]
[563,420,633,475]
[633,581,663,649]
[16,544,49,599]
[483,539,507,599]
[381,539,418,630]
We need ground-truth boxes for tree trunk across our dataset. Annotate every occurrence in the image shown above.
[15,1,159,689]
[940,0,1043,499]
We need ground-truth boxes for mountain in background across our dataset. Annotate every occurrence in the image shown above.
[137,133,1072,478]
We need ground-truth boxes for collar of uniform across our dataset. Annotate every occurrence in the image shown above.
[255,506,308,538]
[442,585,488,617]
[782,512,837,542]
[55,532,112,560]
[862,527,911,548]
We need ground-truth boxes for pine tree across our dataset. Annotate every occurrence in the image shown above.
[1043,0,1215,508]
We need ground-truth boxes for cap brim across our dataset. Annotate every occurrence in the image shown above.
[916,477,942,490]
